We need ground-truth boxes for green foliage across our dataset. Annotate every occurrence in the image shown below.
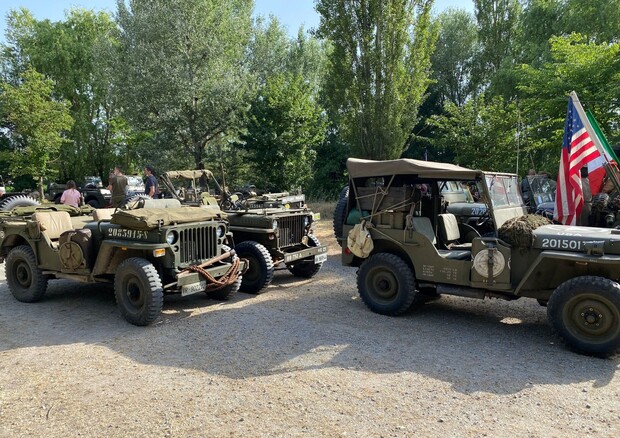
[317,0,437,160]
[3,8,120,181]
[242,73,327,191]
[116,0,255,167]
[428,95,521,172]
[431,9,479,107]
[0,67,73,195]
[517,34,620,166]
[473,0,522,92]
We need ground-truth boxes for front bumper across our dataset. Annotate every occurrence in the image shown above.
[283,245,328,264]
[175,259,248,296]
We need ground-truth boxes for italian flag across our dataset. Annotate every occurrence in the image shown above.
[586,110,618,195]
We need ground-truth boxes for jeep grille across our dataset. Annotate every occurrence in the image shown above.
[179,225,218,264]
[278,216,305,247]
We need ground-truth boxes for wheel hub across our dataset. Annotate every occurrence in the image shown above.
[581,307,603,326]
[16,263,31,287]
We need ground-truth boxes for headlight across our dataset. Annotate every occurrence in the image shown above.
[166,230,178,245]
[216,225,226,238]
[272,219,278,230]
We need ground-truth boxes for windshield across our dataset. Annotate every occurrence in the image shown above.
[127,176,145,189]
[527,175,556,205]
[485,174,524,207]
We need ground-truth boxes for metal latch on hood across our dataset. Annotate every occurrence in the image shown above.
[583,241,605,256]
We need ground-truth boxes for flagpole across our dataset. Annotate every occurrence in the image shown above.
[569,91,620,193]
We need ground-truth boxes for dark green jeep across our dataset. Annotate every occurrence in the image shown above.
[338,158,620,357]
[0,202,245,325]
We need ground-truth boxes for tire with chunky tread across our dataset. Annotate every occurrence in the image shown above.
[547,276,620,356]
[333,188,349,247]
[206,245,242,300]
[235,241,274,294]
[5,245,49,302]
[119,194,151,209]
[357,252,423,316]
[0,195,41,211]
[114,257,163,326]
[287,234,324,278]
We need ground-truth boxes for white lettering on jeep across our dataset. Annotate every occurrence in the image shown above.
[107,228,148,240]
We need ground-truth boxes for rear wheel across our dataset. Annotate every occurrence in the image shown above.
[114,257,163,326]
[206,245,242,300]
[6,245,48,302]
[287,235,324,278]
[86,199,100,208]
[357,252,422,316]
[235,241,274,294]
[547,276,620,356]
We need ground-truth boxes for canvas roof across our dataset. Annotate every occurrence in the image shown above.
[346,158,482,180]
[163,170,214,180]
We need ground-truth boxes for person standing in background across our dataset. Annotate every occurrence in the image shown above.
[60,180,82,207]
[144,166,159,198]
[108,166,128,207]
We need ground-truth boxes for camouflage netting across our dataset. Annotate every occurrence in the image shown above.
[498,214,552,250]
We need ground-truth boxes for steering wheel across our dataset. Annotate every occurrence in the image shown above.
[476,210,491,227]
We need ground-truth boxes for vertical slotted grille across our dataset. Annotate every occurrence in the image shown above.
[179,225,218,264]
[278,216,305,247]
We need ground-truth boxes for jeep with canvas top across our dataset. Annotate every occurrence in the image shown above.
[0,200,246,326]
[159,169,327,293]
[338,157,620,356]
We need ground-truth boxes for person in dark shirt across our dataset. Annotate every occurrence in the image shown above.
[144,166,159,198]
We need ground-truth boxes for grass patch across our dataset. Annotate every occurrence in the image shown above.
[307,199,336,221]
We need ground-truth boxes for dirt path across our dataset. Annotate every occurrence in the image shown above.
[1,221,619,437]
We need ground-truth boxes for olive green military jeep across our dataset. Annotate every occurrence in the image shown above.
[338,158,620,356]
[159,169,327,294]
[0,201,245,326]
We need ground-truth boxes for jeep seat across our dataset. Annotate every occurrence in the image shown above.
[32,211,74,249]
[438,213,472,250]
[408,216,436,244]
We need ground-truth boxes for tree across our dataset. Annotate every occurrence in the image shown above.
[517,34,620,168]
[2,8,120,180]
[115,0,254,167]
[0,67,73,197]
[316,0,437,160]
[431,9,479,107]
[473,0,522,91]
[428,95,521,173]
[242,73,327,191]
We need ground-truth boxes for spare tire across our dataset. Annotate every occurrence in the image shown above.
[333,187,349,247]
[0,195,41,211]
[119,194,151,209]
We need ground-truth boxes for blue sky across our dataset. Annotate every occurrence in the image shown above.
[0,0,474,41]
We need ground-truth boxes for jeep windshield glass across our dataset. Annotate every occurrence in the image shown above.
[485,175,523,207]
[527,175,556,204]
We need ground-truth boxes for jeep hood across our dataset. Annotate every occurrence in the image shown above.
[532,225,620,254]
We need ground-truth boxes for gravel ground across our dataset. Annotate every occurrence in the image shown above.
[1,221,619,437]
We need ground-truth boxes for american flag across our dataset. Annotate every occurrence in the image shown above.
[554,96,600,225]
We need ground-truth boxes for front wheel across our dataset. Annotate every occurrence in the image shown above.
[114,257,163,326]
[235,241,274,294]
[287,235,324,278]
[357,252,421,316]
[547,276,620,356]
[5,245,49,302]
